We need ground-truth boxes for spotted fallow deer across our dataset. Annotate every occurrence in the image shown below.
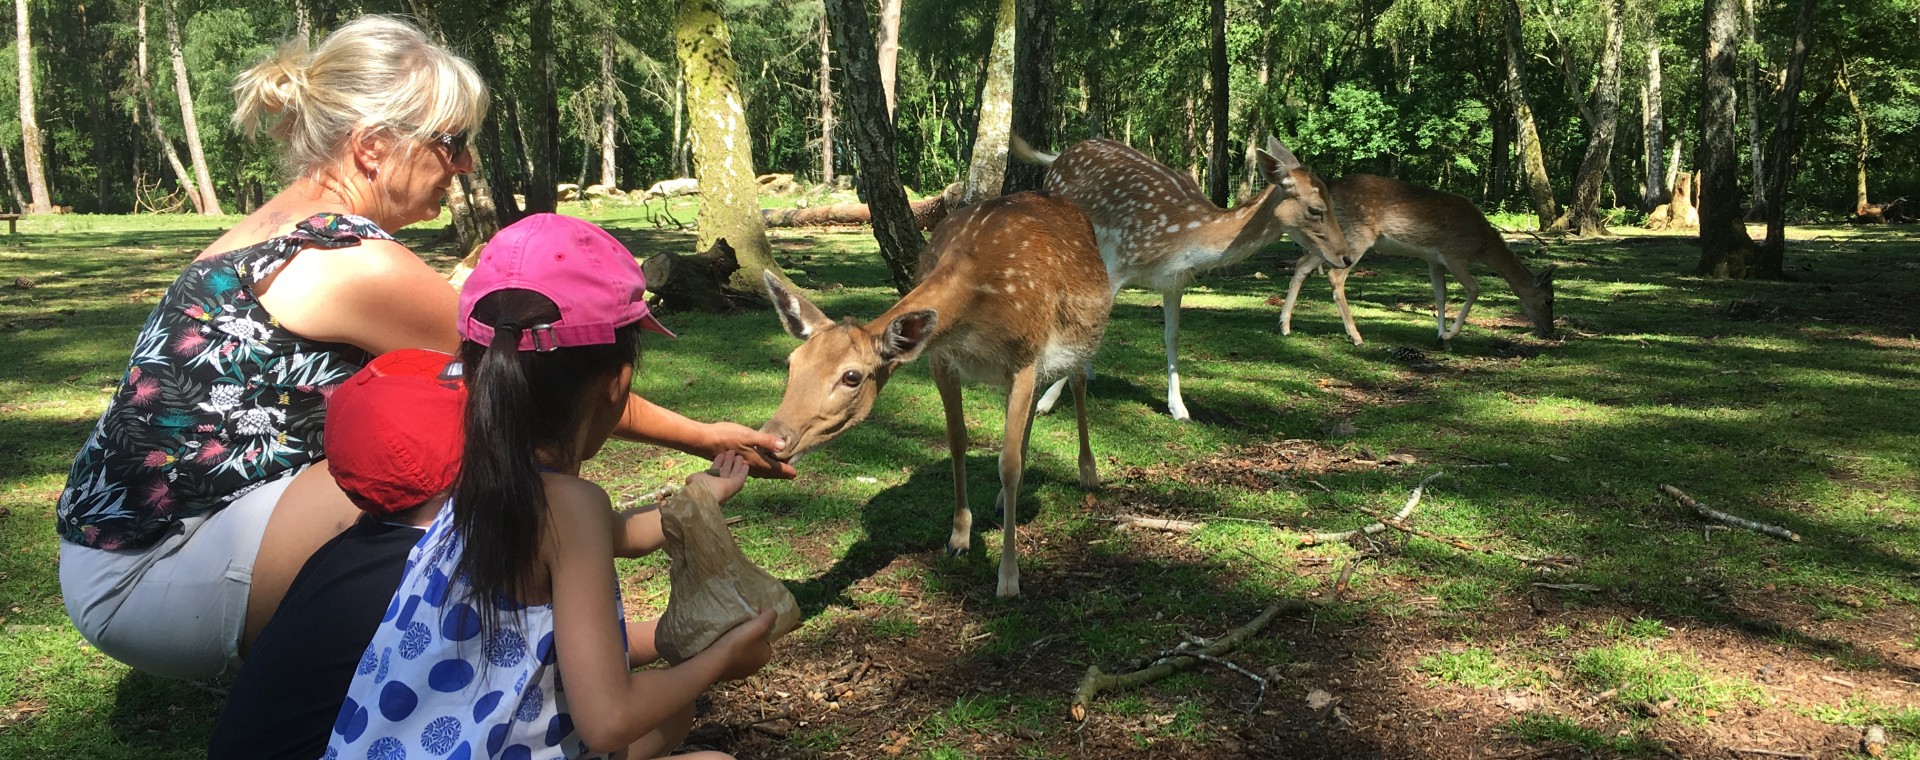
[1278,174,1558,346]
[1011,136,1356,421]
[759,192,1111,599]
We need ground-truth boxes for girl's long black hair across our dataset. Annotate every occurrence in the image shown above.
[451,288,643,628]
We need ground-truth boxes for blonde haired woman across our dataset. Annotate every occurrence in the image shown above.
[56,15,789,681]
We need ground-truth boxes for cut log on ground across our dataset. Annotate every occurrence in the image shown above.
[1659,484,1801,542]
[761,182,963,231]
[1070,597,1317,720]
[640,238,748,313]
[1300,471,1444,546]
[1851,198,1910,224]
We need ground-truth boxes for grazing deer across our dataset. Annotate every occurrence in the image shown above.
[1279,174,1558,346]
[1012,136,1355,421]
[759,192,1110,599]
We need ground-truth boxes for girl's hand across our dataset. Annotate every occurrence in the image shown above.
[704,422,797,480]
[688,451,749,504]
[710,608,776,682]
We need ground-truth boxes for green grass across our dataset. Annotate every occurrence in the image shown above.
[1568,642,1761,715]
[1502,712,1667,756]
[1416,647,1537,689]
[3,210,1919,757]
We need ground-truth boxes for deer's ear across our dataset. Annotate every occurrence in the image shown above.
[1534,264,1558,288]
[878,310,938,364]
[1256,139,1303,191]
[765,271,833,340]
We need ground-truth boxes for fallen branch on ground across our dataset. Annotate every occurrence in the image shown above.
[1070,597,1317,720]
[1300,471,1444,546]
[1106,515,1206,533]
[1659,485,1801,542]
[1726,749,1813,759]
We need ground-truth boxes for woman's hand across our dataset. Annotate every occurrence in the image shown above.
[704,422,796,480]
[709,608,777,682]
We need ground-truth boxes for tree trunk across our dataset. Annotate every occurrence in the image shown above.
[1743,0,1765,214]
[1004,0,1054,194]
[1184,93,1199,181]
[1694,0,1758,278]
[1839,58,1868,217]
[1642,38,1665,209]
[599,31,619,190]
[1488,97,1512,206]
[1554,0,1623,235]
[1084,0,1106,136]
[1206,0,1230,206]
[675,0,782,292]
[877,0,901,117]
[136,0,201,213]
[523,0,558,214]
[1754,0,1818,279]
[165,0,221,215]
[1502,0,1557,229]
[1239,13,1272,201]
[819,13,834,186]
[16,0,50,214]
[962,0,1017,206]
[822,0,924,293]
[2,143,23,214]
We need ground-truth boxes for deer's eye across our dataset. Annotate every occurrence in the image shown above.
[1306,205,1325,219]
[839,370,864,387]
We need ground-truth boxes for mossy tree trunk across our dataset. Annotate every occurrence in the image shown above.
[675,0,783,292]
[962,0,1016,206]
[1695,0,1759,278]
[1502,0,1557,229]
[1004,0,1054,194]
[822,0,923,294]
[1755,0,1819,279]
[1555,0,1623,236]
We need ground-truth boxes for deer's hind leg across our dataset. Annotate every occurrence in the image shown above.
[931,358,973,558]
[1070,370,1097,488]
[994,365,1040,598]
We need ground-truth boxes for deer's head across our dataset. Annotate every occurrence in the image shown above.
[1519,264,1558,338]
[1257,137,1356,269]
[759,272,938,461]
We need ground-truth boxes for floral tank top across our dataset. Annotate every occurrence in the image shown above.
[57,213,395,550]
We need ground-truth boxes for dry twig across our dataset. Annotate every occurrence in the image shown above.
[1070,597,1316,720]
[1300,471,1444,546]
[1660,485,1802,542]
[1107,515,1206,533]
[1726,749,1813,759]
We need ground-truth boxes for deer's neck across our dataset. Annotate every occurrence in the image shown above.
[1479,243,1542,297]
[1212,185,1286,258]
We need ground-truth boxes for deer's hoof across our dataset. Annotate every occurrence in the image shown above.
[996,578,1021,598]
[946,539,969,558]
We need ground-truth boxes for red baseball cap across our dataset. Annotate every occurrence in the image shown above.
[324,348,466,515]
[458,213,675,350]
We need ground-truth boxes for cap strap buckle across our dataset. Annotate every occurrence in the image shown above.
[527,323,559,352]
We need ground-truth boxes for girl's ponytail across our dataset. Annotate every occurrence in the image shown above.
[450,319,546,622]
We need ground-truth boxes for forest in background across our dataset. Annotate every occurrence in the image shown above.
[5,0,1917,233]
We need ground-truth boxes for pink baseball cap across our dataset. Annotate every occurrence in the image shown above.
[459,213,675,350]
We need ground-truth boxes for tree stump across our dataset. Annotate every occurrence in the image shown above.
[641,238,748,313]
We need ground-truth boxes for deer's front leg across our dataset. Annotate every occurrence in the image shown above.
[1327,265,1364,346]
[994,367,1039,598]
[1427,260,1451,343]
[1439,256,1480,341]
[1280,253,1316,336]
[932,359,972,557]
[1161,288,1190,421]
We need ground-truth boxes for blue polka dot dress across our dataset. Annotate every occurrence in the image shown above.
[325,502,624,760]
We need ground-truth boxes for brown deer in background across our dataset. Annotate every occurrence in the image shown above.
[1012,136,1355,421]
[759,192,1111,598]
[1279,174,1558,346]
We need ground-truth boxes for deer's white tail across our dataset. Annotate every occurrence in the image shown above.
[1010,135,1057,166]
